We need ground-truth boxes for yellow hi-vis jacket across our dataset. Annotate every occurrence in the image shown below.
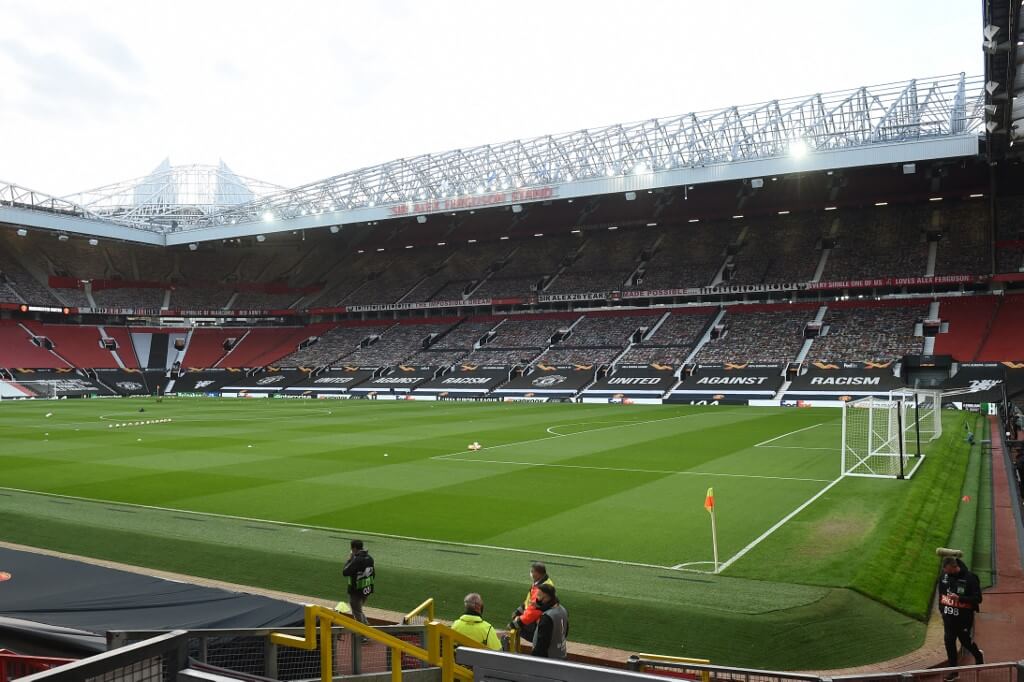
[451,614,502,650]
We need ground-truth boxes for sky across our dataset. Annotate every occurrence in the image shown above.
[0,1,982,197]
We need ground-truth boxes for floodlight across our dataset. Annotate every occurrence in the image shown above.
[330,225,340,234]
[789,140,808,158]
[58,234,69,241]
[633,162,648,174]
[751,178,764,189]
[262,211,274,222]
[625,192,637,201]
[88,238,98,246]
[416,215,427,223]
[256,235,266,242]
[511,204,523,213]
[188,243,198,251]
[16,228,27,237]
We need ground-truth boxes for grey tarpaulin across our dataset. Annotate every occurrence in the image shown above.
[0,545,304,656]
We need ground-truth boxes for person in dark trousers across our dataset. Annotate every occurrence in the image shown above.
[510,562,554,642]
[938,556,983,680]
[342,539,375,625]
[530,583,568,659]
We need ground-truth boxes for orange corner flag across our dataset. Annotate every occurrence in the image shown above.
[704,487,714,513]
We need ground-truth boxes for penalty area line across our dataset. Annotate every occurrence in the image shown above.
[716,475,844,573]
[753,422,826,448]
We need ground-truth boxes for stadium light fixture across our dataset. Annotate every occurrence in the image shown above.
[789,140,808,158]
[688,218,699,223]
[357,249,365,253]
[646,222,657,227]
[88,238,98,246]
[330,225,340,234]
[969,193,985,198]
[188,243,198,251]
[570,229,581,234]
[58,234,69,241]
[376,248,385,252]
[565,174,573,182]
[437,242,446,246]
[256,234,266,242]
[608,226,619,230]
[534,233,544,237]
[16,228,27,237]
[368,201,375,207]
[500,235,509,240]
[625,192,637,201]
[301,209,308,216]
[416,215,427,223]
[633,162,648,174]
[511,204,523,213]
[777,210,790,215]
[929,197,943,202]
[732,215,744,219]
[467,239,477,243]
[824,206,838,211]
[874,202,888,207]
[605,167,616,177]
[262,211,274,222]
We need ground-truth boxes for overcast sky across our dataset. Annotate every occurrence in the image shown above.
[0,1,982,197]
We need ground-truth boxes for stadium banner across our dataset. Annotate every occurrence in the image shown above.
[670,363,784,401]
[74,307,300,317]
[169,368,237,394]
[95,369,152,396]
[283,367,376,394]
[9,369,114,398]
[387,186,557,217]
[414,364,512,394]
[494,363,597,396]
[220,369,311,392]
[344,298,491,313]
[782,361,902,400]
[584,363,677,396]
[538,291,611,303]
[349,365,441,393]
[943,362,1007,403]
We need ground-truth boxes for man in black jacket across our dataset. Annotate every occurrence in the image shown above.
[531,583,568,659]
[938,556,983,679]
[342,539,375,625]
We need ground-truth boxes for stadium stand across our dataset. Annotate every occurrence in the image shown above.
[91,287,166,309]
[101,327,142,368]
[809,303,926,362]
[276,324,384,367]
[348,250,445,304]
[408,349,474,366]
[976,294,1024,361]
[726,216,823,285]
[619,309,715,365]
[410,242,515,302]
[933,296,1000,361]
[537,347,622,365]
[0,240,62,305]
[181,328,247,368]
[22,323,118,368]
[545,228,655,294]
[169,286,232,311]
[629,222,736,290]
[474,236,575,297]
[821,206,928,279]
[430,319,499,350]
[696,308,811,364]
[0,320,71,368]
[217,325,331,368]
[934,202,990,275]
[341,322,455,367]
[230,290,300,310]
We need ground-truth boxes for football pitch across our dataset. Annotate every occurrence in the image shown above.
[0,398,979,669]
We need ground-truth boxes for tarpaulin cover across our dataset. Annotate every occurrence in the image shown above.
[0,546,304,655]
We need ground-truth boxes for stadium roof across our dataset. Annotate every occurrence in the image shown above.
[0,73,985,246]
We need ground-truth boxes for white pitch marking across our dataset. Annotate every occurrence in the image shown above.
[753,422,826,447]
[445,457,831,483]
[755,445,835,451]
[716,476,844,573]
[0,485,699,573]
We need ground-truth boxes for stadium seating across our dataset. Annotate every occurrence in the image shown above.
[696,308,811,364]
[169,286,232,311]
[181,328,247,368]
[545,229,654,294]
[934,203,990,275]
[976,294,1024,361]
[619,309,715,365]
[341,322,456,367]
[628,222,736,290]
[933,296,1000,361]
[0,321,71,368]
[230,291,301,310]
[821,206,928,280]
[22,323,119,368]
[726,216,822,285]
[92,287,166,309]
[809,303,926,362]
[474,237,575,298]
[276,324,384,367]
[101,327,142,368]
[217,326,332,368]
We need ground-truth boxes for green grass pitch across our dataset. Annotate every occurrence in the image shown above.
[0,398,979,669]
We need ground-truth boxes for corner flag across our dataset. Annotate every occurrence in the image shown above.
[704,488,714,513]
[704,487,719,573]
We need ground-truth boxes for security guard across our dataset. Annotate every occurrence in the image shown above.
[938,556,983,679]
[451,593,502,650]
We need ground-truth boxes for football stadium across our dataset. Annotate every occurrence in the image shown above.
[1,3,1024,682]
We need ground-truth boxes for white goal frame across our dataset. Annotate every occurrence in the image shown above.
[0,380,59,400]
[841,395,926,479]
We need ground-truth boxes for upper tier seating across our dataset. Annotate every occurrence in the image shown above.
[628,222,737,290]
[934,203,990,276]
[92,288,166,309]
[277,325,381,367]
[821,207,928,280]
[726,216,822,285]
[342,323,455,367]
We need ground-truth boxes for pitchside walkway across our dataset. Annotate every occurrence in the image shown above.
[972,419,1024,663]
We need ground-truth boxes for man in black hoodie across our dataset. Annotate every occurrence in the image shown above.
[342,539,375,625]
[938,556,983,679]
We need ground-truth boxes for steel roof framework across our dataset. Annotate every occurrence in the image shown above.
[0,73,985,238]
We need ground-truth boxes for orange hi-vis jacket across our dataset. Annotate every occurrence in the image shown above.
[519,576,554,626]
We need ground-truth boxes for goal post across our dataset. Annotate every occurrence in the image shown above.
[841,395,925,479]
[4,380,59,400]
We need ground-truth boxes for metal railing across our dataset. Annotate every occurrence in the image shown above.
[403,598,436,625]
[16,631,189,682]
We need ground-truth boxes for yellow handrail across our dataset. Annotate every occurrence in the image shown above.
[271,604,478,682]
[402,597,435,624]
[634,653,712,682]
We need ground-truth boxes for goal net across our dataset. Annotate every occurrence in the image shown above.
[841,395,926,479]
[0,380,59,400]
